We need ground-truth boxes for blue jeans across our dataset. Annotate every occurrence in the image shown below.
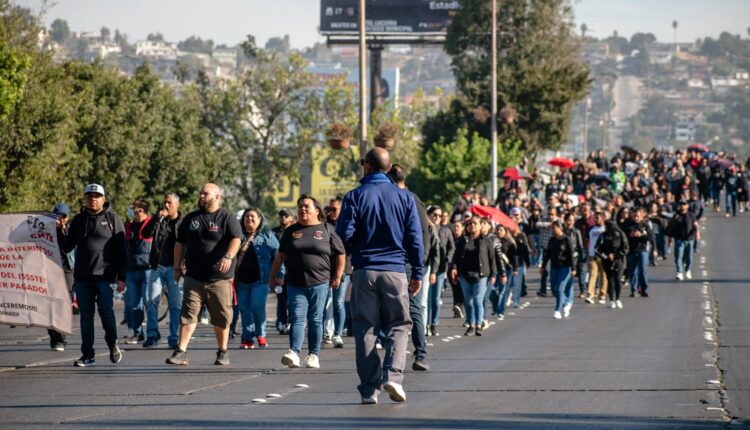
[126,270,151,336]
[550,267,573,312]
[675,239,693,274]
[74,281,118,358]
[146,265,183,343]
[459,276,489,325]
[512,265,526,306]
[531,234,541,266]
[324,276,350,336]
[236,281,268,340]
[628,251,650,295]
[493,268,514,316]
[726,190,738,216]
[288,283,328,356]
[427,272,446,326]
[333,275,349,336]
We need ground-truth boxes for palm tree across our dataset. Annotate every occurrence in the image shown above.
[580,23,588,39]
[672,20,678,52]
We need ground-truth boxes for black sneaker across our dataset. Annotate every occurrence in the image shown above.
[166,349,188,366]
[51,342,66,352]
[475,327,483,337]
[109,344,123,364]
[536,291,547,297]
[214,349,230,366]
[142,337,160,348]
[138,333,145,342]
[429,325,439,337]
[412,357,430,371]
[74,356,96,367]
[465,326,475,336]
[124,334,140,345]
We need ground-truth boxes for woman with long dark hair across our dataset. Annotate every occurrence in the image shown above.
[269,195,345,369]
[595,220,629,309]
[234,208,279,349]
[451,217,496,336]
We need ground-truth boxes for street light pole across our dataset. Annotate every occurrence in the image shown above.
[358,0,367,176]
[490,0,498,202]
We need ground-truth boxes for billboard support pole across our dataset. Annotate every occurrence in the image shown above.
[358,0,367,176]
[490,0,498,203]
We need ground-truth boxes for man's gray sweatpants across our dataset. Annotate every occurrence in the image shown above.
[350,269,412,398]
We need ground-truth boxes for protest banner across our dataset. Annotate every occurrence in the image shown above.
[0,212,71,334]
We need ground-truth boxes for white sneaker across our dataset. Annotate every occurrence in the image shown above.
[302,354,320,369]
[616,300,623,309]
[361,394,378,404]
[333,335,344,348]
[598,298,606,304]
[553,311,562,319]
[383,381,406,402]
[497,314,505,321]
[608,301,616,309]
[375,342,383,350]
[585,297,594,304]
[199,316,209,325]
[676,273,684,281]
[562,304,572,318]
[281,349,300,368]
[686,271,692,280]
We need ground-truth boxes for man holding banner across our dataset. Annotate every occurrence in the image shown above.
[58,184,128,367]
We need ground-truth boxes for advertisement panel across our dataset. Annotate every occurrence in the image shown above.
[320,0,459,35]
[0,213,71,334]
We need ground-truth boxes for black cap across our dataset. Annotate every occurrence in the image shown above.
[278,208,293,217]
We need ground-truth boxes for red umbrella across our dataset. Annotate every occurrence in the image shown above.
[548,157,575,169]
[470,205,519,231]
[687,143,709,153]
[499,167,531,181]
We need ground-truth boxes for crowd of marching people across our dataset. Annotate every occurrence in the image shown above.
[44,145,748,403]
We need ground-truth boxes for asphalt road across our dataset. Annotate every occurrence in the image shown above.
[0,211,747,429]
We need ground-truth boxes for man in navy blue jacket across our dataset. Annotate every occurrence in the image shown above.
[336,148,424,405]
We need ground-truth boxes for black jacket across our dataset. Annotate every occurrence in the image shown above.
[486,233,510,273]
[436,225,456,274]
[543,235,577,269]
[453,235,497,279]
[623,220,655,254]
[513,232,531,267]
[142,212,183,269]
[666,211,697,241]
[59,203,127,283]
[595,224,629,268]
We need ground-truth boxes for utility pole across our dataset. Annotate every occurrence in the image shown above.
[358,0,367,175]
[583,97,589,156]
[490,0,498,202]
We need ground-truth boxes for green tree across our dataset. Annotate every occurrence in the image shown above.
[409,129,523,208]
[197,36,325,212]
[100,26,110,42]
[177,35,214,54]
[0,40,30,117]
[441,0,591,156]
[50,18,69,43]
[146,32,164,42]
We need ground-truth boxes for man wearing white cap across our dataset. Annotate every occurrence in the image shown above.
[58,183,128,367]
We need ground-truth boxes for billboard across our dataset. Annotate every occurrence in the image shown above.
[320,0,460,35]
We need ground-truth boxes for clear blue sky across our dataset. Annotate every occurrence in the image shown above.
[16,0,750,48]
